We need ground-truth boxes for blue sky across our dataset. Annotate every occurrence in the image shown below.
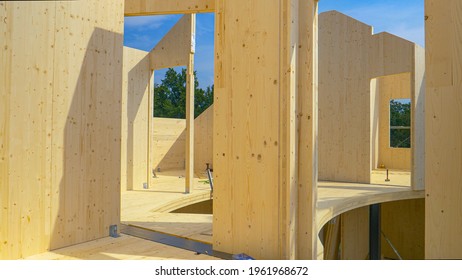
[124,0,424,88]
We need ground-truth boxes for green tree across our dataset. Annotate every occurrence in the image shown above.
[154,68,213,119]
[390,99,411,148]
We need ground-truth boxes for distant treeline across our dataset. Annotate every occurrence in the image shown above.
[154,68,213,119]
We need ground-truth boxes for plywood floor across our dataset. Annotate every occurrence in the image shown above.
[122,169,415,245]
[121,170,213,244]
[370,169,411,187]
[26,235,218,260]
[317,170,423,230]
[29,170,421,260]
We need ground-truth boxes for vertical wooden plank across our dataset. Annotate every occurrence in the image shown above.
[370,78,380,170]
[122,47,150,191]
[279,0,299,259]
[185,14,196,193]
[213,0,282,258]
[412,45,426,190]
[425,0,462,259]
[0,1,12,259]
[213,0,317,259]
[297,0,318,260]
[212,0,232,254]
[148,71,155,188]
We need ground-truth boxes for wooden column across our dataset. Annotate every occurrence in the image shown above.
[425,0,462,259]
[148,70,155,189]
[213,0,318,259]
[185,15,196,193]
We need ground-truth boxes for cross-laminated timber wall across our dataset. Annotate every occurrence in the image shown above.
[318,11,425,188]
[425,0,462,259]
[0,1,124,259]
[213,0,318,259]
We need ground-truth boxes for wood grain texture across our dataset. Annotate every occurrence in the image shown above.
[369,32,414,78]
[377,73,412,170]
[194,105,213,178]
[319,11,424,187]
[50,0,124,251]
[149,15,194,71]
[296,0,318,260]
[213,0,317,260]
[0,1,55,259]
[381,199,425,260]
[124,0,214,16]
[121,169,211,242]
[425,0,462,259]
[152,118,186,171]
[412,45,426,190]
[213,0,281,259]
[340,206,369,260]
[0,0,124,259]
[185,18,196,192]
[26,235,218,260]
[318,11,373,183]
[122,47,150,191]
[317,181,424,237]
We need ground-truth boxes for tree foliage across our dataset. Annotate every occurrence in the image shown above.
[154,68,213,119]
[390,99,411,148]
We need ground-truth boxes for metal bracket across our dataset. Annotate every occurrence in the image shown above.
[206,163,214,192]
[109,224,120,238]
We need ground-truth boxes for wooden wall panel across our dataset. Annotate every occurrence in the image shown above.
[0,2,55,259]
[50,0,124,250]
[319,11,373,183]
[122,47,150,191]
[124,0,214,16]
[152,118,186,171]
[149,15,194,71]
[0,0,124,259]
[381,199,425,260]
[425,0,462,259]
[377,73,412,170]
[194,105,213,178]
[340,207,369,260]
[319,12,424,186]
[369,32,414,78]
[213,0,317,259]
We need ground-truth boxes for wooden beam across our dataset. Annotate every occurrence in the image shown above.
[185,15,196,193]
[124,0,214,16]
[148,70,155,189]
[412,46,425,190]
[297,0,318,260]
